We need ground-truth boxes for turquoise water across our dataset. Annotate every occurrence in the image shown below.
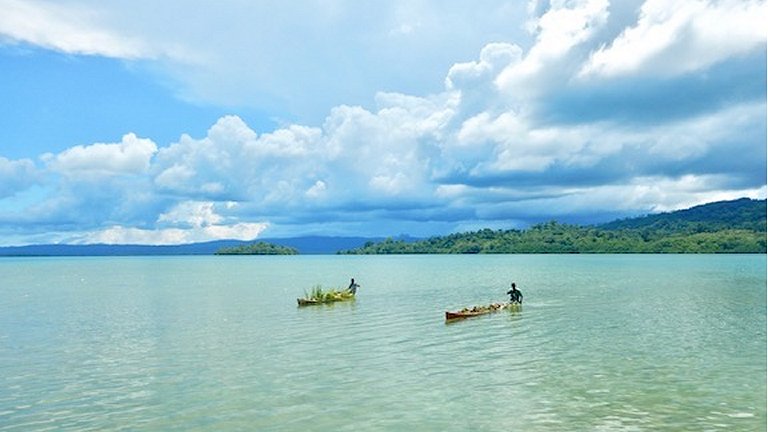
[0,255,765,431]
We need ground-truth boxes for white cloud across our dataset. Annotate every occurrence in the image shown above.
[0,0,764,244]
[497,0,609,94]
[77,222,268,245]
[147,91,459,217]
[0,0,149,58]
[452,111,548,172]
[585,175,768,214]
[247,125,322,158]
[152,115,327,205]
[0,1,531,122]
[446,43,523,91]
[153,117,255,199]
[468,175,767,225]
[47,133,157,178]
[369,172,410,195]
[200,223,268,242]
[154,164,195,192]
[0,156,38,197]
[81,225,188,245]
[157,201,222,228]
[579,0,767,78]
[320,97,454,200]
[528,0,609,61]
[205,115,258,148]
[305,180,327,199]
[73,200,268,244]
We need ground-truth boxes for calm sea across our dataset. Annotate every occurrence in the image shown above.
[0,255,765,431]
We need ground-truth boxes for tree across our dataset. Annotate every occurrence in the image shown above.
[215,242,299,255]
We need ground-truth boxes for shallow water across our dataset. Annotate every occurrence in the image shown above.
[1,254,765,431]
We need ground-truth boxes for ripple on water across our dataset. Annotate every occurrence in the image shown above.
[0,255,764,431]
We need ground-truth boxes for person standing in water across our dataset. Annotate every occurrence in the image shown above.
[507,282,523,304]
[347,278,360,294]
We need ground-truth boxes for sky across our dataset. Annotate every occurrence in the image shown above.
[0,0,765,246]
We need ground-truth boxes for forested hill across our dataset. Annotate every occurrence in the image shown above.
[599,198,766,232]
[340,198,767,254]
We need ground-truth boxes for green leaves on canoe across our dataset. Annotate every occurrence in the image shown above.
[301,284,354,303]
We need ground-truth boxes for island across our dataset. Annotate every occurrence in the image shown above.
[215,241,299,255]
[339,198,766,254]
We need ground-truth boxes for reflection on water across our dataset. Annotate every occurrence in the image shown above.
[0,255,765,431]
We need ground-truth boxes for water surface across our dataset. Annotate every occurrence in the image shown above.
[1,255,765,431]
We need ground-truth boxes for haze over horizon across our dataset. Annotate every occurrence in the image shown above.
[1,0,765,246]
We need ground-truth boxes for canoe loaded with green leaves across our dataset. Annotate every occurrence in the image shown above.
[445,302,520,321]
[297,285,356,306]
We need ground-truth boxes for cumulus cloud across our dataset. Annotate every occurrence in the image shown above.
[157,201,223,228]
[496,0,610,96]
[152,115,326,203]
[0,156,38,198]
[0,0,764,245]
[45,133,157,178]
[76,222,268,245]
[446,42,522,91]
[66,200,268,245]
[78,225,189,245]
[153,117,253,200]
[579,0,767,78]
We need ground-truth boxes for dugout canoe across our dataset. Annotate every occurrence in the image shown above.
[297,291,355,306]
[445,302,519,321]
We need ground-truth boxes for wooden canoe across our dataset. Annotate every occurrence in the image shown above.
[297,292,355,306]
[445,302,519,321]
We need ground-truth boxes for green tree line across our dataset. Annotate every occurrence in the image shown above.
[340,199,767,254]
[340,223,765,254]
[215,242,299,255]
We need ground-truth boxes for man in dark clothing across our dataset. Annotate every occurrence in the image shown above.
[507,282,523,304]
[347,278,360,294]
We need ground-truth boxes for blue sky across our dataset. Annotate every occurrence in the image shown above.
[0,0,765,246]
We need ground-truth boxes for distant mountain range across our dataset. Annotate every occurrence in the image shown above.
[1,198,764,256]
[599,197,766,232]
[0,236,387,256]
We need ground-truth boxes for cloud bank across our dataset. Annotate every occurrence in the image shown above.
[0,0,764,245]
